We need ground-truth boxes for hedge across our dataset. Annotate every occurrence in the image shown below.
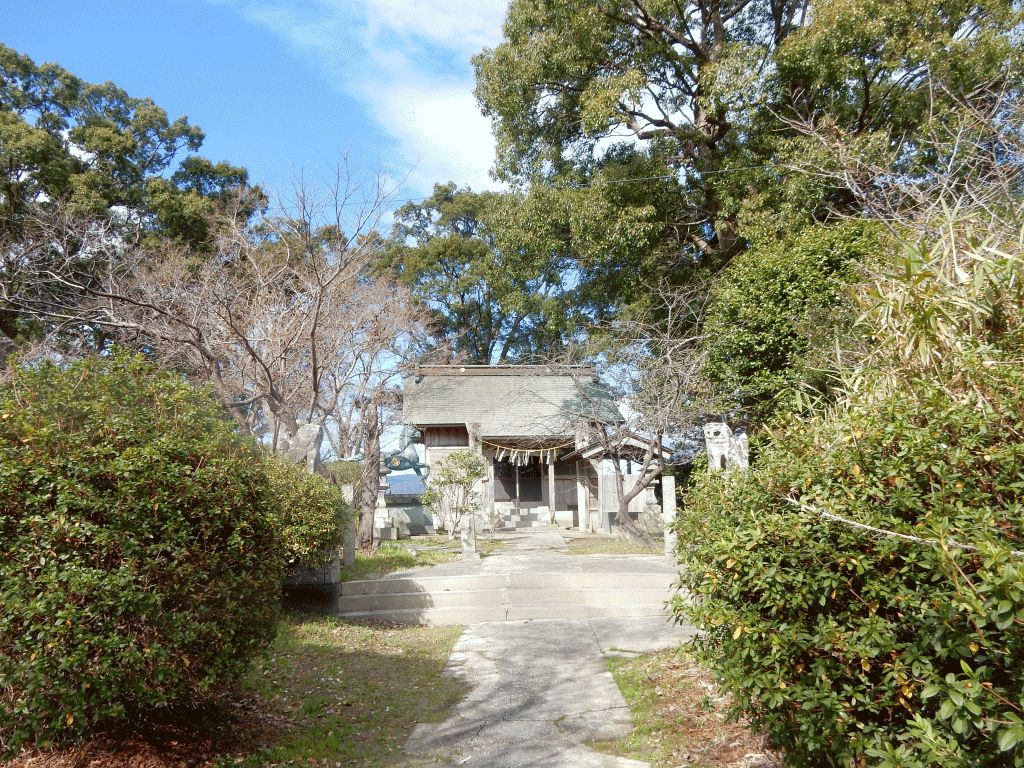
[0,353,281,752]
[263,455,348,567]
[676,357,1024,766]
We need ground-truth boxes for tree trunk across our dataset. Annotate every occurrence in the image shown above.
[356,399,380,550]
[613,463,663,546]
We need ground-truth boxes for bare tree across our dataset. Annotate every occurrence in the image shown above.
[558,284,713,542]
[781,79,1024,238]
[777,77,1024,404]
[1,165,432,549]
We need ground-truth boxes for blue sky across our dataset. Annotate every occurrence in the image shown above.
[3,0,508,200]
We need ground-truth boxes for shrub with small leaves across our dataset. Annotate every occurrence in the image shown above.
[0,352,282,753]
[422,450,486,537]
[675,356,1024,767]
[703,221,884,422]
[263,456,348,567]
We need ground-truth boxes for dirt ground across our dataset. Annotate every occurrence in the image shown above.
[2,693,275,768]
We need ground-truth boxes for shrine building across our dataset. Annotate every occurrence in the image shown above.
[402,364,633,532]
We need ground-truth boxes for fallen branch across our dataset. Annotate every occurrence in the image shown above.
[785,498,1024,559]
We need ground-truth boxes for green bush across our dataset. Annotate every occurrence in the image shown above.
[0,353,282,752]
[264,456,348,567]
[422,450,486,537]
[324,458,363,488]
[675,358,1024,766]
[703,221,883,421]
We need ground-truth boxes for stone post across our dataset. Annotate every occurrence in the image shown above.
[575,461,587,531]
[460,511,479,558]
[343,520,357,567]
[662,475,677,559]
[592,459,605,533]
[485,461,496,530]
[375,473,394,539]
[547,459,557,525]
[340,483,357,567]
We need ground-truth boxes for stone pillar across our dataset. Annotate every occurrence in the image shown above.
[375,474,394,539]
[593,459,606,533]
[339,483,357,566]
[482,448,495,530]
[547,458,557,525]
[662,475,677,559]
[575,461,587,531]
[460,511,479,558]
[343,520,357,566]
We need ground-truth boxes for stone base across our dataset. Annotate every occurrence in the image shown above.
[283,550,341,587]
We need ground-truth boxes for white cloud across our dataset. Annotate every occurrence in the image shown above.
[217,0,507,195]
[370,84,497,192]
[349,0,506,54]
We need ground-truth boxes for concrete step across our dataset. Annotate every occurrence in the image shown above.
[508,587,671,606]
[338,586,672,614]
[339,588,507,613]
[508,572,675,590]
[341,574,508,596]
[339,602,672,626]
[341,570,675,597]
[340,606,510,625]
[506,602,670,621]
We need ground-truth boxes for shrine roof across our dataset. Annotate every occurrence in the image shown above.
[402,365,622,438]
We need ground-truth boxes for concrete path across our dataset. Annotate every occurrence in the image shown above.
[339,527,686,624]
[380,527,675,578]
[402,528,697,767]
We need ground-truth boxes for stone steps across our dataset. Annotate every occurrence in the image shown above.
[338,587,672,613]
[337,570,677,625]
[340,571,675,596]
[339,602,670,625]
[341,573,508,596]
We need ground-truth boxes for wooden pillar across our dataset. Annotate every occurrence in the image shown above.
[592,459,604,533]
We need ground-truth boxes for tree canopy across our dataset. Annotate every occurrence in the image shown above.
[0,45,261,247]
[382,182,579,363]
[473,0,1023,293]
[0,44,264,351]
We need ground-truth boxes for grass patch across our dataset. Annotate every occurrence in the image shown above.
[237,615,464,767]
[399,533,505,557]
[396,533,460,550]
[602,649,776,768]
[3,615,464,768]
[341,541,460,581]
[341,535,506,581]
[567,536,661,555]
[475,537,505,556]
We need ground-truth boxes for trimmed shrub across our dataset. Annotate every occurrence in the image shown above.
[0,353,281,752]
[703,221,884,421]
[263,456,348,567]
[324,458,363,489]
[675,357,1024,766]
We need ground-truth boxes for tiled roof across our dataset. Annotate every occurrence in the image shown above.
[403,365,622,438]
